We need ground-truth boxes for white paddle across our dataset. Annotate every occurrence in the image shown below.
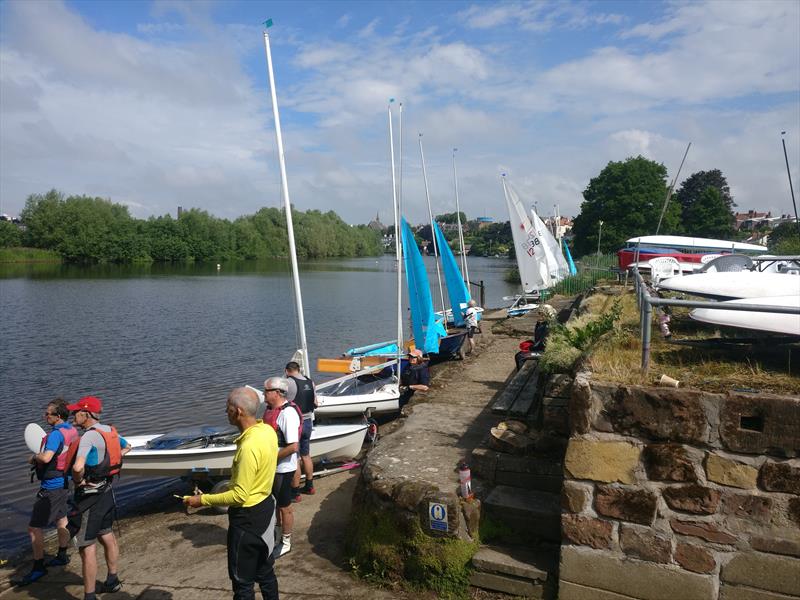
[24,422,46,454]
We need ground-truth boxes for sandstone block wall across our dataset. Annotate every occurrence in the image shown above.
[559,375,800,600]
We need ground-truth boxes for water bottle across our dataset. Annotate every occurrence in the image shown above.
[458,462,473,500]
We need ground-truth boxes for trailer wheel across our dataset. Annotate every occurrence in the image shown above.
[366,419,379,444]
[208,479,231,514]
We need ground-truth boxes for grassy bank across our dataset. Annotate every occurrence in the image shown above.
[566,290,800,395]
[0,247,62,263]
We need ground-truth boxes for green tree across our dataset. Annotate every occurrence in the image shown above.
[683,187,736,239]
[0,221,22,247]
[19,189,66,249]
[434,212,467,225]
[676,170,735,225]
[768,221,800,254]
[571,156,678,256]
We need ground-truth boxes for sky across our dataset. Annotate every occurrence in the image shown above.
[1,0,798,226]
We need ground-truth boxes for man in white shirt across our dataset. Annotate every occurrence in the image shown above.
[464,299,481,355]
[263,377,300,558]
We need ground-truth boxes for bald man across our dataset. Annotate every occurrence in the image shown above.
[185,387,279,600]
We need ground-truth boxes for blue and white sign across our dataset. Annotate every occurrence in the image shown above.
[429,502,448,532]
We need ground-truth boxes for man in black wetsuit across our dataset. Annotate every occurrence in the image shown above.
[285,361,317,498]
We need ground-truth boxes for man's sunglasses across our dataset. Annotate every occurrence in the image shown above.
[264,388,281,393]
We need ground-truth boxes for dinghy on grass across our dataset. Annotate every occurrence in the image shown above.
[656,271,800,300]
[690,295,800,336]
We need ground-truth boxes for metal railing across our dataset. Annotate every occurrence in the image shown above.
[544,253,618,298]
[631,267,800,371]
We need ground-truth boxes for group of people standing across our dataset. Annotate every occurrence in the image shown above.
[22,395,130,600]
[22,361,316,600]
[182,360,317,600]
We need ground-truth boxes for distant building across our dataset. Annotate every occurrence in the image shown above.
[734,210,777,230]
[368,212,385,231]
[476,216,493,229]
[177,206,184,218]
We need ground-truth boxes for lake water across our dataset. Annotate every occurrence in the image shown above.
[0,255,517,554]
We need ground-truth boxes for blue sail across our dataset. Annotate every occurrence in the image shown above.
[401,218,447,354]
[433,221,471,326]
[563,239,577,275]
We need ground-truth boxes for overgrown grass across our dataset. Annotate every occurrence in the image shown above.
[539,296,622,374]
[585,291,800,394]
[0,247,62,263]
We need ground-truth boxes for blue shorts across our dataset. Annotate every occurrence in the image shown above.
[299,419,312,457]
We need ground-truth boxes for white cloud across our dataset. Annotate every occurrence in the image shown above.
[0,1,273,219]
[0,0,797,228]
[459,1,624,32]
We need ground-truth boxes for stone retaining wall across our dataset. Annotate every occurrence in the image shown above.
[559,374,800,600]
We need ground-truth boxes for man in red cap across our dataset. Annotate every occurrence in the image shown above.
[65,396,131,600]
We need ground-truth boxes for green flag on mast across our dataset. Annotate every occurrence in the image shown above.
[264,18,273,28]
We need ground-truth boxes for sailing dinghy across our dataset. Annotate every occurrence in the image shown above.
[501,176,567,316]
[124,419,367,477]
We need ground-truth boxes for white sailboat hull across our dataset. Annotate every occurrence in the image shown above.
[690,295,800,336]
[656,272,800,300]
[122,423,368,477]
[316,386,400,417]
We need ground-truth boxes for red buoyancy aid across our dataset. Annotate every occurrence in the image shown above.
[264,402,303,448]
[36,426,80,483]
[82,426,123,482]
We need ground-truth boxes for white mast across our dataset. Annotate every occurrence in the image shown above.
[388,101,403,376]
[418,134,448,322]
[262,24,310,376]
[398,103,403,216]
[452,148,470,289]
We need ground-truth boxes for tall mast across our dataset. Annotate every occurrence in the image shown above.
[398,103,404,216]
[262,24,309,376]
[452,148,470,289]
[388,101,403,375]
[418,134,447,322]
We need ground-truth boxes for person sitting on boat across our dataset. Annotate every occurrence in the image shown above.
[400,349,430,406]
[464,299,481,355]
[66,395,131,600]
[184,387,279,600]
[285,361,317,499]
[263,376,301,558]
[16,398,78,587]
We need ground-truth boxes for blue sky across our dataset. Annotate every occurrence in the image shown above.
[1,0,798,226]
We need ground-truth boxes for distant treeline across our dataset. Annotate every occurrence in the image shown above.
[2,190,383,262]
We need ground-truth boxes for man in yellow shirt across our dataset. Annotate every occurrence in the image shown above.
[185,387,278,600]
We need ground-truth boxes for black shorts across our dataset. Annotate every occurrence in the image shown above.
[67,487,115,547]
[467,326,478,339]
[271,472,294,509]
[30,487,69,528]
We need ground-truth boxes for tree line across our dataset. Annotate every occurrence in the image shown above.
[2,190,383,262]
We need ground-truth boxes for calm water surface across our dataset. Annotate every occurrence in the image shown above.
[0,255,517,554]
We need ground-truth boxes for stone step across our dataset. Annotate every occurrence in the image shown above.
[484,485,562,542]
[470,544,558,599]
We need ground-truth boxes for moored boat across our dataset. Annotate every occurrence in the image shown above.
[123,421,368,477]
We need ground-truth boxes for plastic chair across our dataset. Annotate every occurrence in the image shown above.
[696,254,753,273]
[648,257,682,285]
[699,253,723,264]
